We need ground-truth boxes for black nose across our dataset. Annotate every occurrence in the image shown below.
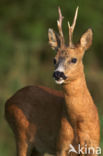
[53,71,67,80]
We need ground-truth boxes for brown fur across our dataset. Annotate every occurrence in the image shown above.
[5,86,74,156]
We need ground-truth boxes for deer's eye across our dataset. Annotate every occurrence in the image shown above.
[71,58,77,63]
[53,58,57,65]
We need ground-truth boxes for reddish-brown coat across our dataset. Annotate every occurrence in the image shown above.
[5,86,74,156]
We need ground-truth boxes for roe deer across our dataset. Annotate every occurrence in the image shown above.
[5,6,100,156]
[4,7,80,156]
[48,6,100,156]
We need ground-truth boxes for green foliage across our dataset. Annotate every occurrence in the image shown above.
[0,0,103,155]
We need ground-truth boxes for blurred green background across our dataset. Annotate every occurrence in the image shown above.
[0,0,103,155]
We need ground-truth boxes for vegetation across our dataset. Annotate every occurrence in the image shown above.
[0,0,103,155]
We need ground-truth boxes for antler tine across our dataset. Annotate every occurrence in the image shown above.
[57,7,65,47]
[68,6,79,47]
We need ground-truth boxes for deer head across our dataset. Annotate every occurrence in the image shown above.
[48,7,93,84]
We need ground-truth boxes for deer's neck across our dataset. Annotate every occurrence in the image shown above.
[63,70,87,97]
[63,65,93,121]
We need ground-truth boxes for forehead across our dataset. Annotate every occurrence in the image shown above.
[56,46,81,58]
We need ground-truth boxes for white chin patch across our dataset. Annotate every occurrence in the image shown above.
[55,79,64,85]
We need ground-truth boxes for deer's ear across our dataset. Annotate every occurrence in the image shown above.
[48,28,60,50]
[80,29,93,50]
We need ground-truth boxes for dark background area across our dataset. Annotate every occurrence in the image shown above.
[0,0,103,155]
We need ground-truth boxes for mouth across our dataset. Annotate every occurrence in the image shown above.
[55,78,65,84]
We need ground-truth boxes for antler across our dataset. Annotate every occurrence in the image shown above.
[68,6,79,47]
[57,7,65,47]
